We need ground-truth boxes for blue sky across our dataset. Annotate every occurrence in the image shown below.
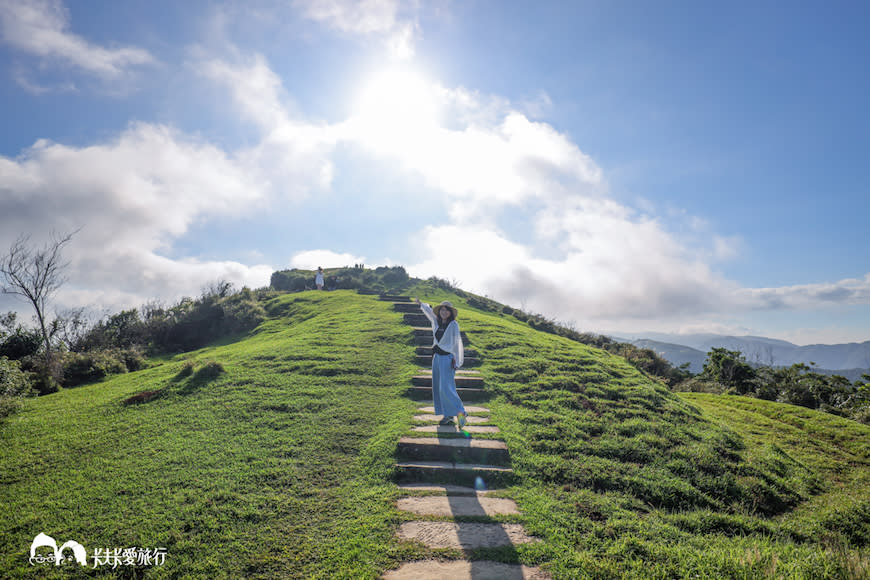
[1,0,868,345]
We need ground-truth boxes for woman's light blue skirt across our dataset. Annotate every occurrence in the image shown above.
[432,353,466,417]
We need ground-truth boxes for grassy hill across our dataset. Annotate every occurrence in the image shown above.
[1,284,868,578]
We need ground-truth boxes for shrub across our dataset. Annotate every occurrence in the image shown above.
[62,350,128,387]
[271,270,312,292]
[377,265,409,285]
[0,327,42,360]
[119,347,147,371]
[673,378,726,394]
[467,296,499,312]
[0,357,33,419]
[219,289,267,334]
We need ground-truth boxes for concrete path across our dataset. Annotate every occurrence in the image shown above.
[384,297,550,580]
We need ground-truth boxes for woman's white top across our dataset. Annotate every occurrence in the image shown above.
[420,302,464,368]
[315,272,324,284]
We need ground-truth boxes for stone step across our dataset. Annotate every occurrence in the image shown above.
[404,313,432,326]
[412,375,484,388]
[407,386,489,402]
[383,560,550,580]
[380,295,411,302]
[412,425,501,434]
[418,406,490,414]
[392,302,421,313]
[394,461,514,487]
[396,437,510,465]
[397,521,538,550]
[413,414,491,425]
[397,496,520,517]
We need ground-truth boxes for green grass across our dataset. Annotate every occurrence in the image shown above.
[405,282,870,578]
[2,284,869,578]
[0,291,424,578]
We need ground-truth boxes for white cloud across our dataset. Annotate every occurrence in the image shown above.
[343,108,605,219]
[0,0,154,82]
[297,0,400,34]
[0,122,274,314]
[295,0,419,59]
[409,211,739,328]
[739,274,870,310]
[197,53,339,196]
[712,235,741,261]
[290,249,366,270]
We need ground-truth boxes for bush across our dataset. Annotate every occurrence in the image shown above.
[119,347,147,372]
[673,378,726,394]
[271,270,312,292]
[0,357,33,419]
[219,288,267,334]
[0,327,42,360]
[62,350,128,387]
[467,296,499,312]
[376,265,409,285]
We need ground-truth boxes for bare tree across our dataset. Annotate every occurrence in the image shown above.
[53,306,93,352]
[0,231,76,370]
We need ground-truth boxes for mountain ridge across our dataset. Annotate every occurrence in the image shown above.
[613,332,870,377]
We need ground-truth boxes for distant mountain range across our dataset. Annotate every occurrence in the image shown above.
[610,333,870,381]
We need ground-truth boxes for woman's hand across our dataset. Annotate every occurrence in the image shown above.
[414,297,421,305]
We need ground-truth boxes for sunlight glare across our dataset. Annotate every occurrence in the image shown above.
[354,68,442,138]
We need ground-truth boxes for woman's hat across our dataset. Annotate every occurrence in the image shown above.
[433,301,458,319]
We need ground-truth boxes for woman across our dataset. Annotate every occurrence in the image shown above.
[315,267,324,290]
[415,298,467,428]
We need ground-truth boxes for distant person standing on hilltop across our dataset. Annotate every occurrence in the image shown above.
[415,298,467,428]
[315,267,324,290]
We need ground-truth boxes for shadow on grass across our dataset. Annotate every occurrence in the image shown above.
[124,361,225,406]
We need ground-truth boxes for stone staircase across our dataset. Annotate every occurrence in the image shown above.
[381,295,549,580]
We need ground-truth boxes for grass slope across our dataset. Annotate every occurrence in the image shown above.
[0,291,425,578]
[1,285,868,579]
[410,283,869,578]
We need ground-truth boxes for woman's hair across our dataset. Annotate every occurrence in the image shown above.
[436,306,455,324]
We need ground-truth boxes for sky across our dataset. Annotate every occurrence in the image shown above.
[0,0,868,346]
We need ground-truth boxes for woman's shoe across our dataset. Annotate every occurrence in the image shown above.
[439,417,454,426]
[457,413,467,428]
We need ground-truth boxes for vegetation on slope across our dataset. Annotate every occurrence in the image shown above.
[1,284,868,579]
[0,291,424,578]
[407,280,870,578]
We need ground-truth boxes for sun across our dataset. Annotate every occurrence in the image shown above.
[353,68,442,136]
